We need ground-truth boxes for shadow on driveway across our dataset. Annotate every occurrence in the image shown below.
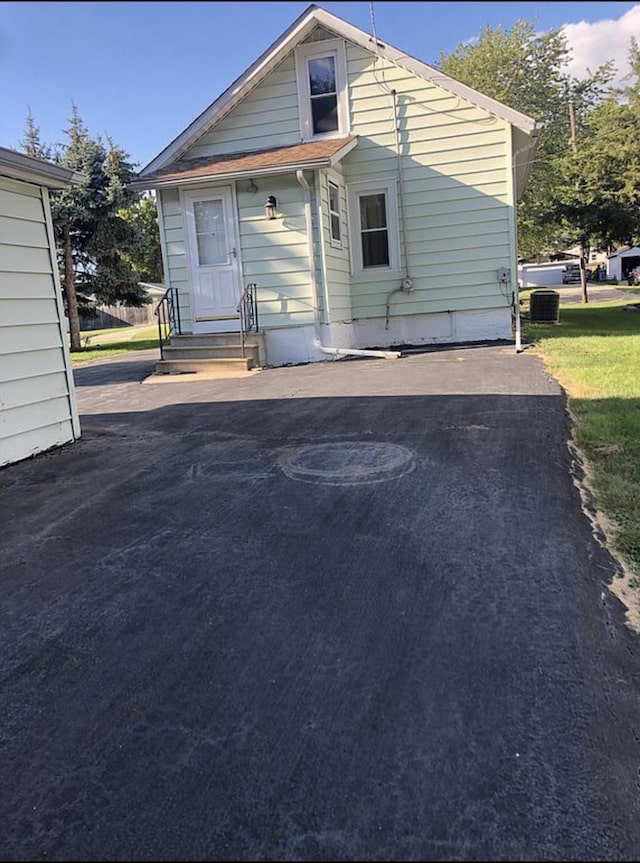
[72,350,158,387]
[2,348,640,860]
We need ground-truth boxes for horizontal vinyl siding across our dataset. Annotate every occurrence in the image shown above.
[2,371,72,410]
[0,320,67,353]
[0,177,75,466]
[343,43,514,321]
[0,270,59,300]
[158,188,192,330]
[319,167,351,322]
[0,346,68,382]
[236,174,313,329]
[1,297,61,326]
[0,177,45,219]
[185,56,301,159]
[0,244,53,275]
[0,214,50,248]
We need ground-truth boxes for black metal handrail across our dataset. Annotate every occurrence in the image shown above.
[155,287,182,359]
[237,283,259,359]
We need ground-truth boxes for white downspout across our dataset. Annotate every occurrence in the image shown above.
[510,125,542,354]
[511,153,523,354]
[385,89,414,329]
[296,169,400,361]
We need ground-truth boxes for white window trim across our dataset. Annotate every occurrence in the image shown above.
[328,178,343,248]
[295,38,349,141]
[347,178,401,277]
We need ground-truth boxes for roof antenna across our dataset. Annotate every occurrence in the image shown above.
[369,0,378,46]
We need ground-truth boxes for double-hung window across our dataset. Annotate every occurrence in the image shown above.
[328,180,342,246]
[296,39,348,140]
[309,55,339,134]
[348,179,400,275]
[359,192,389,267]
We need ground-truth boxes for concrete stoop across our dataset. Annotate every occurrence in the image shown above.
[153,332,265,378]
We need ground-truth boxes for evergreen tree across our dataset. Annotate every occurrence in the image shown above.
[21,105,147,351]
[86,137,146,306]
[20,108,52,161]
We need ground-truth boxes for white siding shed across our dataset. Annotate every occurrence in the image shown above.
[607,246,640,281]
[0,147,82,468]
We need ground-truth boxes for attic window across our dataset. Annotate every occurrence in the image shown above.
[309,56,338,134]
[296,39,349,140]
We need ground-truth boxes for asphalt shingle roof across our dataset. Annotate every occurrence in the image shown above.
[139,136,357,185]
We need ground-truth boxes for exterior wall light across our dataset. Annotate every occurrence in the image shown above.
[264,195,277,220]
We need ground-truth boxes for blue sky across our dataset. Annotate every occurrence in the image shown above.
[1,1,639,169]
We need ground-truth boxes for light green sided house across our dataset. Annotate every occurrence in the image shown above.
[135,4,541,370]
[0,147,82,468]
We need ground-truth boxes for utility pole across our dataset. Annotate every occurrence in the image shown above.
[569,100,589,304]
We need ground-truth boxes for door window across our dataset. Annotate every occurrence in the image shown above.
[193,199,227,266]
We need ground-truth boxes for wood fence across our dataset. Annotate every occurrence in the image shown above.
[79,303,156,331]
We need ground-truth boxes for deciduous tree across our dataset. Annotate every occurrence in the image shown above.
[439,20,615,265]
[118,195,163,284]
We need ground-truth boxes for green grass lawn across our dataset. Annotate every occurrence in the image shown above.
[69,325,160,364]
[524,298,640,580]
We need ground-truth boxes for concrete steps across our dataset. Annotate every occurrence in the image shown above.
[170,334,249,347]
[155,357,253,374]
[162,344,261,362]
[155,332,265,376]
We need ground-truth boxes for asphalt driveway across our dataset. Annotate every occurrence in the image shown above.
[2,344,640,861]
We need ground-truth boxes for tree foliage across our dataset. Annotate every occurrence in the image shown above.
[20,109,53,161]
[53,107,145,304]
[439,20,571,123]
[554,97,640,253]
[118,196,164,284]
[438,19,622,261]
[21,105,159,349]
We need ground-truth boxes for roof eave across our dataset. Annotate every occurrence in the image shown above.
[139,4,538,178]
[0,146,82,189]
[328,135,359,165]
[310,9,538,135]
[138,5,321,177]
[513,120,544,201]
[133,157,343,191]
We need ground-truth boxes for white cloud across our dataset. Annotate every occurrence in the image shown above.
[562,4,640,84]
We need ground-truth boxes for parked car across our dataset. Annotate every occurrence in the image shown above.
[562,263,581,284]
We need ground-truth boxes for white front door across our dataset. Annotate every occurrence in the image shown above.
[183,186,242,333]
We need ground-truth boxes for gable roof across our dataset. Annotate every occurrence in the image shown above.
[608,246,640,259]
[138,4,541,180]
[132,136,358,190]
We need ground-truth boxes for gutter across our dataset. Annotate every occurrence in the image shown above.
[0,146,82,189]
[296,169,400,361]
[132,160,341,191]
